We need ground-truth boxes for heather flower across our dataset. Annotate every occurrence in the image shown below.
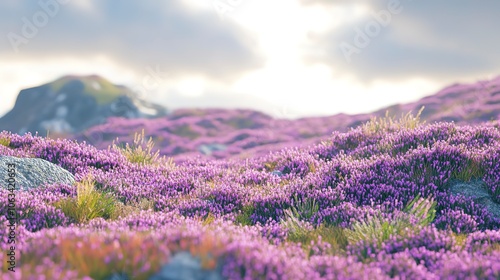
[0,189,70,232]
[2,114,500,279]
[464,230,500,253]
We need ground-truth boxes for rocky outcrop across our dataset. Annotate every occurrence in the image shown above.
[198,144,227,155]
[0,156,75,190]
[149,251,223,280]
[448,179,500,219]
[0,75,168,136]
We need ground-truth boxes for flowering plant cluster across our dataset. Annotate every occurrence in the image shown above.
[1,115,500,279]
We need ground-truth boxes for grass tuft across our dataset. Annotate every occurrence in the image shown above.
[451,157,485,182]
[0,136,10,147]
[287,224,349,256]
[452,233,468,249]
[344,215,400,247]
[202,212,216,226]
[235,204,254,226]
[113,129,174,167]
[282,206,348,256]
[282,201,347,253]
[288,195,319,221]
[107,198,155,220]
[281,196,323,250]
[344,195,436,247]
[403,194,436,227]
[282,208,313,241]
[362,106,425,135]
[54,177,118,224]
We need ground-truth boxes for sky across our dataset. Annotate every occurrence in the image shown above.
[1,0,500,119]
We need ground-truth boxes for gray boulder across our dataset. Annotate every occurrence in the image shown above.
[198,144,227,156]
[0,156,75,191]
[271,170,284,177]
[106,273,130,280]
[448,179,500,219]
[149,251,223,280]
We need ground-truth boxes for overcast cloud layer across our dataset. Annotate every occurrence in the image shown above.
[0,0,263,81]
[0,0,499,118]
[304,0,500,82]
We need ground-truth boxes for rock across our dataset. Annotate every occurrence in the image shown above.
[198,144,227,156]
[448,179,500,219]
[0,75,168,136]
[0,156,75,191]
[271,170,284,177]
[149,251,223,280]
[106,273,130,280]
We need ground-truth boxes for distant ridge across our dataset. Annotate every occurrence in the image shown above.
[75,76,500,159]
[373,76,500,124]
[1,75,499,159]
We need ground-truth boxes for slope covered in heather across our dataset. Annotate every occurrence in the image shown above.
[3,76,500,160]
[75,76,500,161]
[1,115,499,279]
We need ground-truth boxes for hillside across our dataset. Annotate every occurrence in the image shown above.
[1,114,499,279]
[377,76,500,124]
[0,75,168,136]
[2,76,500,161]
[76,77,500,160]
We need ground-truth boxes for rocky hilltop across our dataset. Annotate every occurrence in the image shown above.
[0,75,168,136]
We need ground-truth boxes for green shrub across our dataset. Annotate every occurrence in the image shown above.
[55,177,118,224]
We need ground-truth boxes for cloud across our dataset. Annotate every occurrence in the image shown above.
[0,0,264,82]
[302,0,500,82]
